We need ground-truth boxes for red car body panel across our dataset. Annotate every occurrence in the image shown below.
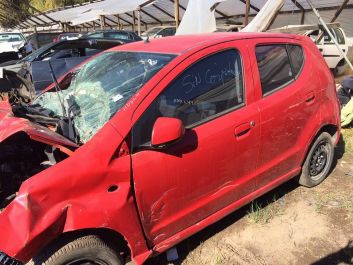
[0,101,77,148]
[0,33,340,265]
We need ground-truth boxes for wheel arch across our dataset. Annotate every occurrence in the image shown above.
[32,228,131,263]
[300,123,339,167]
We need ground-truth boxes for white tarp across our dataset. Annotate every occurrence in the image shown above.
[241,0,285,32]
[70,0,149,25]
[176,0,226,35]
[35,0,150,25]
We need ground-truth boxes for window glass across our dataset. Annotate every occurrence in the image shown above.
[324,29,336,44]
[105,32,130,40]
[334,28,345,44]
[87,32,104,38]
[161,28,176,36]
[287,45,304,78]
[0,33,24,43]
[34,51,175,144]
[133,50,244,148]
[255,45,293,95]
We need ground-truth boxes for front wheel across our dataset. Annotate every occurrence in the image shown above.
[30,235,123,265]
[298,132,334,188]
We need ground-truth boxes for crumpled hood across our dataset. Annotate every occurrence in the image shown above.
[0,100,77,148]
[0,41,24,53]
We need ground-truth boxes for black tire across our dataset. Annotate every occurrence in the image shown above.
[30,235,123,265]
[299,132,334,188]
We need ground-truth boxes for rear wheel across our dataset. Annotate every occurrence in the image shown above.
[299,132,334,187]
[30,235,123,265]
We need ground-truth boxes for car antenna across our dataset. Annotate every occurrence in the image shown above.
[48,61,67,118]
[144,34,150,43]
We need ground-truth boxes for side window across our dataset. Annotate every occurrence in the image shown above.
[334,28,345,45]
[88,32,104,38]
[287,45,304,78]
[133,49,244,148]
[255,45,293,95]
[324,29,336,44]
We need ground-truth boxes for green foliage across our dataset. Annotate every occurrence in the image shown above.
[0,0,88,28]
[30,0,88,11]
[0,0,30,28]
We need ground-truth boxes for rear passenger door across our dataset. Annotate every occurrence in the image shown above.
[249,40,320,188]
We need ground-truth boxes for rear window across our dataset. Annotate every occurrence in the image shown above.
[287,45,304,77]
[255,44,304,96]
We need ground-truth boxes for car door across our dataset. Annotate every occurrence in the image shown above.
[130,42,260,246]
[249,39,320,188]
[321,28,348,69]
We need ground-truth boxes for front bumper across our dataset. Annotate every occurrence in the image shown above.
[0,252,23,265]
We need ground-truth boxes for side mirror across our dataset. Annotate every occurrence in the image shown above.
[151,117,185,148]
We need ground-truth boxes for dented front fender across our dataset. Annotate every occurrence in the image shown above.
[0,123,150,264]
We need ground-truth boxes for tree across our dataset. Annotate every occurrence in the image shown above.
[0,0,88,28]
[0,0,30,28]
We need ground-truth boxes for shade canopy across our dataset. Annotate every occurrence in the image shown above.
[16,0,353,36]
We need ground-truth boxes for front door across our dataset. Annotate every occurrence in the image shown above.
[130,42,260,247]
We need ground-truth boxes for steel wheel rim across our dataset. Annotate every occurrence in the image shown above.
[309,140,330,180]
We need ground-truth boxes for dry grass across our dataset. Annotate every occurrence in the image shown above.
[247,195,283,224]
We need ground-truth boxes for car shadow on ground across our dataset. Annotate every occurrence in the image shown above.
[146,178,300,265]
[311,241,353,265]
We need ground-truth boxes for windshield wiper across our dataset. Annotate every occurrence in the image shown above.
[48,61,67,119]
[48,61,79,144]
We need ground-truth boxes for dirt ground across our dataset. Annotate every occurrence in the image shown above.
[146,130,353,265]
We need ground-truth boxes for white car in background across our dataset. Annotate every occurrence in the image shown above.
[270,23,352,76]
[307,26,352,75]
[141,26,176,40]
[0,32,26,55]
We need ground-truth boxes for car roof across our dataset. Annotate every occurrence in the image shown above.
[113,32,305,55]
[88,29,135,33]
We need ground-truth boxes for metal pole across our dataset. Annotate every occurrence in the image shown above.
[100,15,105,30]
[306,0,353,71]
[174,0,180,28]
[137,9,141,36]
[245,0,251,26]
[132,11,136,32]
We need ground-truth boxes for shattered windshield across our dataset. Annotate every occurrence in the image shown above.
[33,51,175,144]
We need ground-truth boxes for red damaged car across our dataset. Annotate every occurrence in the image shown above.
[0,33,340,265]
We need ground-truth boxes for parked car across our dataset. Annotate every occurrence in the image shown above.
[270,23,352,76]
[0,33,340,265]
[25,32,61,49]
[307,26,351,76]
[141,26,176,40]
[54,32,83,42]
[83,29,142,42]
[0,32,27,63]
[0,38,127,102]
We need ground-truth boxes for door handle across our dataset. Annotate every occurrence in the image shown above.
[235,122,254,140]
[305,91,316,105]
